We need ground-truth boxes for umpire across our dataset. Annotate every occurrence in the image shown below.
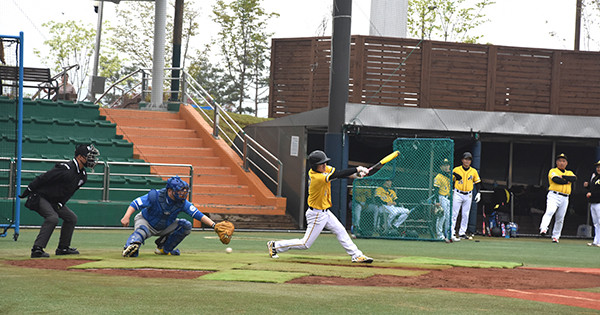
[19,144,100,258]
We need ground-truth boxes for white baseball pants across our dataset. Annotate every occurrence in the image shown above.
[452,190,472,236]
[273,208,364,259]
[436,195,451,239]
[591,203,600,245]
[540,191,569,240]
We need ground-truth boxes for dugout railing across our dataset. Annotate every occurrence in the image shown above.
[0,157,193,202]
[95,67,284,198]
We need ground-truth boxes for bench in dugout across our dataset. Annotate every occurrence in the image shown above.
[0,66,57,99]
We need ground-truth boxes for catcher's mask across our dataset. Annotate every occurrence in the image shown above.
[75,144,100,169]
[308,150,330,171]
[166,176,189,201]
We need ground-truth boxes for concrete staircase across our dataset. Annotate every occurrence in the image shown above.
[100,106,293,228]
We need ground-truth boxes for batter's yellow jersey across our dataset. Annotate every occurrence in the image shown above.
[452,166,481,192]
[548,167,575,195]
[307,165,335,210]
[434,173,451,196]
[374,187,397,205]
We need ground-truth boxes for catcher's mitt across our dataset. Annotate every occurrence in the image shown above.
[214,221,235,244]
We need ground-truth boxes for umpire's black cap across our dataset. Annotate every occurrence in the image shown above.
[75,144,93,157]
[556,153,568,161]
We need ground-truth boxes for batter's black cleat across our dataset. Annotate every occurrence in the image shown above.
[55,247,79,255]
[31,246,50,258]
[267,241,279,259]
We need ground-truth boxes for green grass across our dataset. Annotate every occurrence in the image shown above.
[0,229,598,314]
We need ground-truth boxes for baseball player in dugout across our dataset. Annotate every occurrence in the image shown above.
[584,160,600,247]
[451,152,481,242]
[120,176,234,257]
[540,153,576,243]
[267,150,373,263]
[19,144,100,258]
[433,158,452,241]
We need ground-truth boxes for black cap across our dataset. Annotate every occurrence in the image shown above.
[462,152,473,160]
[75,144,92,157]
[556,153,567,161]
[594,160,600,166]
[308,150,330,166]
[441,158,450,165]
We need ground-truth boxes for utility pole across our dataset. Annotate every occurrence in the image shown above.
[574,0,582,50]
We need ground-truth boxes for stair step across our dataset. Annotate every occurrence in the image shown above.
[196,174,238,185]
[101,108,180,120]
[118,126,198,138]
[194,204,284,216]
[192,193,256,205]
[140,154,222,167]
[134,146,214,156]
[109,116,187,129]
[124,135,204,147]
[192,184,249,195]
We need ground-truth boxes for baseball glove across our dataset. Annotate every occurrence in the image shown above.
[214,221,235,244]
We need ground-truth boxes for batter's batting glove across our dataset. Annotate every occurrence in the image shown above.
[356,166,369,178]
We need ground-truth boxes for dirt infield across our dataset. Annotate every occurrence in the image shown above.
[5,259,600,310]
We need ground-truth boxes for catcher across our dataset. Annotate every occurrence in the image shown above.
[120,176,234,257]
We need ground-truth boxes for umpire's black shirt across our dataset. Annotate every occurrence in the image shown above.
[28,158,87,206]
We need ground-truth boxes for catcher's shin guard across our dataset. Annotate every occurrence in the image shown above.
[126,225,150,246]
[160,219,192,253]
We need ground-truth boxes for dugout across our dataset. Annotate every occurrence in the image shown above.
[244,103,600,236]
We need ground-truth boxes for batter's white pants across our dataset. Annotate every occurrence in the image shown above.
[540,191,569,240]
[273,208,364,259]
[591,203,600,245]
[436,195,451,239]
[452,190,472,236]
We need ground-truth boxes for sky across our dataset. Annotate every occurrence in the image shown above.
[0,0,585,114]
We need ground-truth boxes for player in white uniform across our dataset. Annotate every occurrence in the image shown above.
[584,160,600,247]
[451,152,481,242]
[540,153,577,243]
[267,150,373,263]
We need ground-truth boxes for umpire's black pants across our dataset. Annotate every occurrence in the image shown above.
[33,197,77,249]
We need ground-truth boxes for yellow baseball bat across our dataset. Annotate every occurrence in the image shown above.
[368,151,400,171]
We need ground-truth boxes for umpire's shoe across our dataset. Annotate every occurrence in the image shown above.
[56,247,80,255]
[31,246,50,258]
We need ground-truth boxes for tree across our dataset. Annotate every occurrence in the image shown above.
[212,0,278,115]
[187,46,239,111]
[33,20,97,101]
[407,0,495,43]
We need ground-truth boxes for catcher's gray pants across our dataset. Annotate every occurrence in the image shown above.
[133,212,181,239]
[33,197,77,249]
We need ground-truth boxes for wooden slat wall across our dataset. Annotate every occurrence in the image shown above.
[269,36,600,118]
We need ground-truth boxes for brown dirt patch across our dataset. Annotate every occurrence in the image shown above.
[287,267,600,289]
[4,259,210,279]
[5,259,600,289]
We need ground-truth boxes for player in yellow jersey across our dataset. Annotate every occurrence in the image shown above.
[267,150,373,263]
[451,152,481,242]
[373,179,411,234]
[433,159,452,240]
[540,153,577,243]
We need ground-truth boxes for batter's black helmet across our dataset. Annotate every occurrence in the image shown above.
[308,150,330,167]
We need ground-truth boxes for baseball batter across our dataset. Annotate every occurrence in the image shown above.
[540,153,576,243]
[584,160,600,247]
[267,150,373,263]
[451,152,481,241]
[433,158,452,240]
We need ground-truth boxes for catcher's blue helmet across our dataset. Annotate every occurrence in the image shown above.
[166,176,189,201]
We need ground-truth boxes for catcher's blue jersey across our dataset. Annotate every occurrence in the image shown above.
[131,188,204,230]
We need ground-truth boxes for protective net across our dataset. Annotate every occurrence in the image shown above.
[352,138,454,241]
